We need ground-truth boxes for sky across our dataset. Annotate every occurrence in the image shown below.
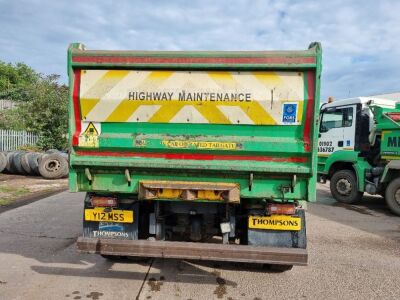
[0,0,399,100]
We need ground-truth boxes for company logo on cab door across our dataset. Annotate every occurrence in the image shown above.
[387,136,400,147]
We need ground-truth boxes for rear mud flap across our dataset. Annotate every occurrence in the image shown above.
[248,209,307,249]
[83,200,139,240]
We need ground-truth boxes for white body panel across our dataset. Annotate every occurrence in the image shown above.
[78,70,306,125]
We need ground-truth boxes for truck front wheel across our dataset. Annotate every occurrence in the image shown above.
[330,170,363,204]
[385,178,400,216]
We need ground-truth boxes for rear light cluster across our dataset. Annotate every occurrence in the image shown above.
[387,112,400,122]
[90,196,117,207]
[267,203,296,215]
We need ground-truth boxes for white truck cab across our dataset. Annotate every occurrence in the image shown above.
[318,97,400,216]
[319,97,395,157]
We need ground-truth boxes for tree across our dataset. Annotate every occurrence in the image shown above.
[17,75,69,150]
[0,61,68,150]
[0,61,40,101]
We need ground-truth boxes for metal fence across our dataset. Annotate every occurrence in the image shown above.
[0,99,16,110]
[0,130,39,151]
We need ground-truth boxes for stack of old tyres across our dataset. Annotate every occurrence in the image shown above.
[0,150,68,179]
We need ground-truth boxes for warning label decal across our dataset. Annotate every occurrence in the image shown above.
[79,122,100,148]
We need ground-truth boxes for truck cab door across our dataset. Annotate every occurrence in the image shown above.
[318,105,356,156]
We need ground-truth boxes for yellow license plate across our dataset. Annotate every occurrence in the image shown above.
[84,208,133,223]
[248,215,301,231]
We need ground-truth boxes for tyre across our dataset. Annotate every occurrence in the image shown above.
[38,153,68,179]
[330,170,363,204]
[5,152,16,173]
[21,153,33,175]
[0,152,7,173]
[59,152,68,161]
[38,153,47,164]
[385,178,400,216]
[46,149,60,154]
[11,151,27,175]
[27,153,41,175]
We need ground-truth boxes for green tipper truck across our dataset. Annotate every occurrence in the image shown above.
[318,97,400,216]
[69,42,322,270]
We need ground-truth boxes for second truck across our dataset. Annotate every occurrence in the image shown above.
[318,97,400,216]
[68,42,322,270]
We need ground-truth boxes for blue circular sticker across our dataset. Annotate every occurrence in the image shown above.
[285,104,296,115]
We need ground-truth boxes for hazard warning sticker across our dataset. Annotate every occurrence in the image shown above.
[79,122,100,147]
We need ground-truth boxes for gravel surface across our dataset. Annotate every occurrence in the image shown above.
[0,183,398,300]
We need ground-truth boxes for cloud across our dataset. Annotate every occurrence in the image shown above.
[0,0,399,100]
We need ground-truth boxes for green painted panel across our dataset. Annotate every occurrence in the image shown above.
[70,155,311,174]
[67,42,322,203]
[75,168,308,201]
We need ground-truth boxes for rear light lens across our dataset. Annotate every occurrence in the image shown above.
[91,196,117,207]
[267,203,296,215]
[387,112,400,122]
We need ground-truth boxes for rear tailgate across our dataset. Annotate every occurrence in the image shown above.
[68,43,322,202]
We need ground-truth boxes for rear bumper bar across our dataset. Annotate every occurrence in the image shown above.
[77,237,307,266]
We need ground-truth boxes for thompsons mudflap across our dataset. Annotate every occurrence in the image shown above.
[69,42,322,271]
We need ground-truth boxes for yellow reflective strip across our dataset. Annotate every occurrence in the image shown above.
[382,156,400,160]
[105,100,142,122]
[208,72,278,124]
[297,100,304,122]
[236,101,276,125]
[81,70,130,98]
[253,72,282,86]
[80,70,130,118]
[80,98,100,119]
[208,72,237,89]
[104,99,277,124]
[105,71,173,122]
[139,71,173,88]
[194,103,231,124]
[148,102,186,123]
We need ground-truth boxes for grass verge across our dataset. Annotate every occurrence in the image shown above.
[0,186,31,206]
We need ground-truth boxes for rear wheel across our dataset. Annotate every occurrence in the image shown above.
[330,170,363,204]
[385,178,400,216]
